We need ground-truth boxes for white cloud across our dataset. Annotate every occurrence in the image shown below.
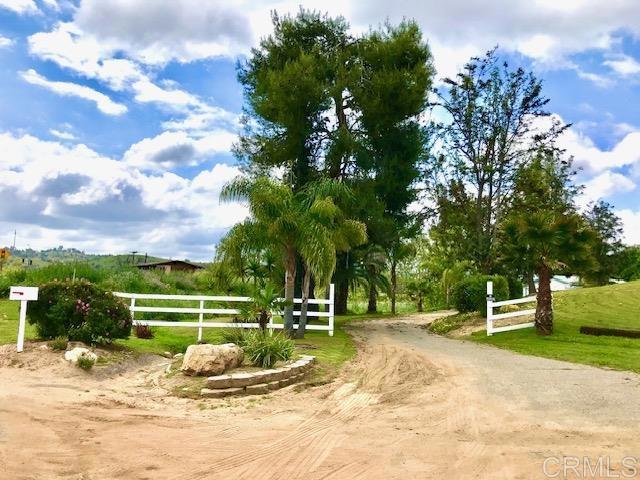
[73,0,253,65]
[123,130,236,171]
[20,69,128,115]
[28,22,239,122]
[558,128,640,174]
[347,0,639,77]
[0,35,14,48]
[28,23,143,90]
[574,67,613,88]
[578,171,636,206]
[604,54,640,77]
[40,0,58,10]
[0,0,38,14]
[49,128,76,140]
[0,132,247,259]
[131,78,200,108]
[617,209,640,246]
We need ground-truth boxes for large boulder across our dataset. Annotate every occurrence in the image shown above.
[181,343,244,376]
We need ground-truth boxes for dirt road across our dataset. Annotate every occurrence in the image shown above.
[1,314,639,479]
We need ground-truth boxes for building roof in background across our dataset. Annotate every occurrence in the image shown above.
[134,260,204,269]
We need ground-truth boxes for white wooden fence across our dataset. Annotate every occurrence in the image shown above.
[486,281,536,336]
[113,284,335,341]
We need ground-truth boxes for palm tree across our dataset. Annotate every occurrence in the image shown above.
[502,212,595,335]
[220,177,366,337]
[237,282,288,331]
[501,153,595,335]
[295,180,367,338]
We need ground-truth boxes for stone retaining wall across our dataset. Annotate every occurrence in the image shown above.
[200,355,316,398]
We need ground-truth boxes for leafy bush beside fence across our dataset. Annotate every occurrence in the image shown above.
[28,280,132,344]
[452,274,509,316]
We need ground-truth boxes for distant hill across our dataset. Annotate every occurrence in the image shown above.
[2,247,167,269]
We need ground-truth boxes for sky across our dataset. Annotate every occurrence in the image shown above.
[0,0,639,260]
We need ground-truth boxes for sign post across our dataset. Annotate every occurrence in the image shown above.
[9,286,39,352]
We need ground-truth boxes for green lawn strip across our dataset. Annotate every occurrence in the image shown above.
[0,300,37,345]
[467,281,640,374]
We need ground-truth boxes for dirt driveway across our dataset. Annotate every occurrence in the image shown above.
[1,314,639,479]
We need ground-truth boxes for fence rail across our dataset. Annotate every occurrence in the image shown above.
[113,284,335,340]
[486,281,536,336]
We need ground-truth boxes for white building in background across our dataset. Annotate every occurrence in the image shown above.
[523,275,581,296]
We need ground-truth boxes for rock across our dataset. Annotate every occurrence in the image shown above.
[200,387,244,398]
[173,353,183,359]
[207,374,233,389]
[228,372,256,387]
[246,383,269,395]
[181,343,244,376]
[64,347,97,364]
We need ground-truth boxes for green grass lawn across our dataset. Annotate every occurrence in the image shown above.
[470,280,640,373]
[0,300,37,344]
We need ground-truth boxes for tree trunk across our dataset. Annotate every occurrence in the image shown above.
[283,247,297,336]
[259,310,269,332]
[535,264,553,335]
[295,267,312,339]
[335,280,348,315]
[390,260,397,315]
[367,284,377,313]
[417,295,424,313]
[527,272,537,295]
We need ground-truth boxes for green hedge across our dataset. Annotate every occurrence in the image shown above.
[452,274,509,316]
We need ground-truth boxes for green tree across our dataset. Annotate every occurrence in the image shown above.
[235,12,433,314]
[235,10,348,189]
[616,246,640,281]
[500,155,595,335]
[583,200,624,285]
[220,177,365,336]
[238,282,288,331]
[430,48,567,273]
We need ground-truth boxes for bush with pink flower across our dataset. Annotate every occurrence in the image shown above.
[29,280,132,344]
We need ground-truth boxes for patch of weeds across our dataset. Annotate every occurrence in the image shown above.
[48,336,68,351]
[428,312,481,335]
[76,353,96,370]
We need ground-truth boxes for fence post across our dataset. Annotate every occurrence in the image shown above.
[486,281,493,336]
[328,283,335,337]
[130,297,136,324]
[198,300,204,342]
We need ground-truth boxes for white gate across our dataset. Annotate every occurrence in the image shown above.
[486,281,536,336]
[114,284,335,340]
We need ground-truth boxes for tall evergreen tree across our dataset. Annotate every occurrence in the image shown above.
[234,11,434,314]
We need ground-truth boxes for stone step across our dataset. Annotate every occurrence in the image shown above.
[206,356,316,389]
[200,359,314,398]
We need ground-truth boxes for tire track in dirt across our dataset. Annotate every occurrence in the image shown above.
[172,341,433,480]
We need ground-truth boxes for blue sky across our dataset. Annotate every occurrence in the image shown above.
[0,0,639,260]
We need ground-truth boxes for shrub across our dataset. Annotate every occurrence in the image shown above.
[242,330,294,369]
[134,324,154,339]
[221,327,248,347]
[452,274,509,316]
[76,352,96,370]
[48,336,68,351]
[507,276,524,299]
[29,280,132,344]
